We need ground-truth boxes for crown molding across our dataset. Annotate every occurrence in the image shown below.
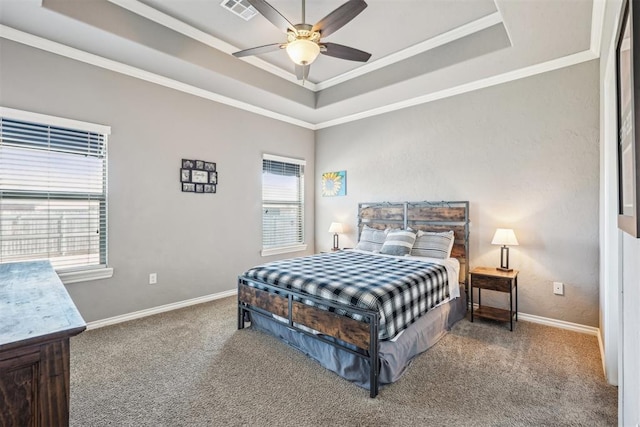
[108,0,504,93]
[107,0,316,90]
[1,0,602,132]
[315,11,505,91]
[590,0,607,57]
[314,49,598,129]
[0,25,316,130]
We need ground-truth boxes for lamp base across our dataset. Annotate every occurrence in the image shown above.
[498,246,512,272]
[332,233,339,251]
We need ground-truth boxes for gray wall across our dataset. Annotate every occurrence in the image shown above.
[316,60,600,327]
[0,39,315,322]
[0,34,604,329]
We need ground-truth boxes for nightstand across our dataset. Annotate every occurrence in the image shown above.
[470,267,519,331]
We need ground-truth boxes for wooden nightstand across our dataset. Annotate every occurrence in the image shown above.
[470,267,519,331]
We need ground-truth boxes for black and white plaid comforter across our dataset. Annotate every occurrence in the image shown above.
[243,250,450,340]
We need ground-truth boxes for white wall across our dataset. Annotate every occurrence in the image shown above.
[599,0,640,424]
[0,39,315,322]
[316,60,600,327]
[620,233,640,425]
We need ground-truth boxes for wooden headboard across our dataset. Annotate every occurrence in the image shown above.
[357,201,470,288]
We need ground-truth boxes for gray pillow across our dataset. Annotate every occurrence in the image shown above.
[410,230,455,259]
[380,229,417,256]
[355,225,388,252]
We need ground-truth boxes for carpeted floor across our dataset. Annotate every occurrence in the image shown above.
[70,297,617,426]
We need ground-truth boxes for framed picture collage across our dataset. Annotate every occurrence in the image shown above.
[181,158,217,194]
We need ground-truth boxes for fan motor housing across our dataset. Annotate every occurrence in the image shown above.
[289,23,320,43]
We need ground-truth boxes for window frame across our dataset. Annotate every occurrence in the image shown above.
[0,107,113,284]
[261,153,307,256]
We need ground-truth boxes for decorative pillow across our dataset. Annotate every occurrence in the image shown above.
[380,229,417,256]
[410,230,455,259]
[355,225,388,252]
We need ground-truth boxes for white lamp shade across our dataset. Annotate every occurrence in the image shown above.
[286,39,320,65]
[491,228,519,246]
[328,222,344,233]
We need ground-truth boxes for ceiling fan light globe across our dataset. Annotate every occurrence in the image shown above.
[286,39,320,65]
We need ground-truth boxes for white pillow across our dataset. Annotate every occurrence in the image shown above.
[410,230,455,259]
[380,229,417,256]
[355,225,388,252]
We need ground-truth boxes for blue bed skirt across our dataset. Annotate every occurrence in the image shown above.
[248,286,467,389]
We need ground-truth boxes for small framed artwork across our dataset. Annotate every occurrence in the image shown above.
[181,158,217,194]
[322,170,347,197]
[616,0,640,237]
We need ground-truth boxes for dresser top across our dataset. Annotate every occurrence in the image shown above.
[0,261,86,350]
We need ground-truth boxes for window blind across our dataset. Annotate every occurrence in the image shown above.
[0,117,108,270]
[262,155,305,249]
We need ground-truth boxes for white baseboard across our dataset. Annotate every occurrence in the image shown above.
[85,289,238,330]
[469,303,599,336]
[516,312,599,336]
[597,328,607,380]
[87,292,600,337]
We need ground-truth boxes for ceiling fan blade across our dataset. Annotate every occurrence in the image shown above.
[232,43,283,58]
[247,0,297,34]
[321,43,371,62]
[312,0,367,38]
[295,64,310,81]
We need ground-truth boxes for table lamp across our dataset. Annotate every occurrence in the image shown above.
[491,228,518,272]
[328,222,344,251]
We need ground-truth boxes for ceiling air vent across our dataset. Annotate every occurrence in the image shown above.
[220,0,258,21]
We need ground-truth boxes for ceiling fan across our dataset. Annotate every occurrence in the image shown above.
[232,0,372,81]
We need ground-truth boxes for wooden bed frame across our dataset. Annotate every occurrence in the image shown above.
[237,201,470,398]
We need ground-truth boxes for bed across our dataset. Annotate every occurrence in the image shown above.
[237,201,470,397]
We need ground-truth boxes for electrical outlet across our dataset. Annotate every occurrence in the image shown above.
[149,273,157,285]
[553,281,564,295]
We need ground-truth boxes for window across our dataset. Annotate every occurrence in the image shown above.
[0,107,112,282]
[262,154,306,256]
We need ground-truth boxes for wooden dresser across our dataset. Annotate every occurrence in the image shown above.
[0,261,86,427]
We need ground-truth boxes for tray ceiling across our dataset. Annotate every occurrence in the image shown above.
[0,0,602,129]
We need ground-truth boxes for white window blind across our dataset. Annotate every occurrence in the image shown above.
[262,154,305,251]
[0,114,108,271]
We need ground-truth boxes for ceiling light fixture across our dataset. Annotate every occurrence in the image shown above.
[233,0,371,82]
[286,38,320,66]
